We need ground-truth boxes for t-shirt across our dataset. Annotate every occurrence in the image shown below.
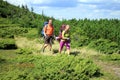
[44,24,54,36]
[61,30,70,41]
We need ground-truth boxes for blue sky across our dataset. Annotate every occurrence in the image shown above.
[4,0,120,20]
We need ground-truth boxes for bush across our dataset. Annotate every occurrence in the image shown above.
[77,36,90,47]
[100,54,120,61]
[0,39,17,49]
[21,28,38,39]
[16,48,33,55]
[1,55,101,80]
[88,39,119,54]
[71,35,90,48]
[0,25,28,38]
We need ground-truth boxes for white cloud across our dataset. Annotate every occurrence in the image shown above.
[78,0,88,2]
[113,0,120,3]
[3,0,120,19]
[32,0,51,4]
[4,0,26,6]
[88,4,97,8]
[110,11,120,16]
[32,0,44,4]
[78,0,105,3]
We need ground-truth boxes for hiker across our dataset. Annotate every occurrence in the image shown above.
[42,19,54,52]
[59,25,70,55]
[56,24,66,42]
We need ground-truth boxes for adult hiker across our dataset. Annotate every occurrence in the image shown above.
[59,25,70,55]
[42,19,54,52]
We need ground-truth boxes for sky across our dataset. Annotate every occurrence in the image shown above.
[4,0,120,20]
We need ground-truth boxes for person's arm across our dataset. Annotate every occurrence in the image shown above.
[43,25,47,37]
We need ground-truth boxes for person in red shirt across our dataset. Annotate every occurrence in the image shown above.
[42,19,54,52]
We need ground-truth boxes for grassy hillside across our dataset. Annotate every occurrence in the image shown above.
[0,0,120,80]
[0,0,52,28]
[0,36,120,80]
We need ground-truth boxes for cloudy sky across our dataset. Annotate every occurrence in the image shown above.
[4,0,120,20]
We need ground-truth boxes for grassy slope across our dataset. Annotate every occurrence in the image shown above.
[0,36,120,80]
[79,47,120,80]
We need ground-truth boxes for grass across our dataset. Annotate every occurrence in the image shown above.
[0,50,101,80]
[0,36,120,80]
[20,28,38,39]
[0,50,18,73]
[79,47,120,80]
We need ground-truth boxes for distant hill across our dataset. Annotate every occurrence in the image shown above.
[0,0,52,28]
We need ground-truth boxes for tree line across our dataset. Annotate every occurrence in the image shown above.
[0,0,120,53]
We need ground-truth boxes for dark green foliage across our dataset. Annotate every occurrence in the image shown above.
[53,19,63,35]
[88,39,119,54]
[100,54,120,61]
[78,19,120,49]
[0,18,28,38]
[71,35,90,48]
[0,0,51,28]
[37,20,44,37]
[0,56,6,64]
[16,48,32,55]
[0,24,28,38]
[21,28,38,39]
[78,36,90,47]
[0,54,101,80]
[0,39,17,49]
[0,18,13,24]
[58,18,120,53]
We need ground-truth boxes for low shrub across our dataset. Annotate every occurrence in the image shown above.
[0,39,17,49]
[100,54,120,61]
[71,36,90,48]
[88,39,119,54]
[0,26,28,38]
[16,48,33,55]
[1,55,101,80]
[21,28,38,39]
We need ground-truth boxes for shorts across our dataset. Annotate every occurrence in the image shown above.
[60,40,70,51]
[44,35,53,44]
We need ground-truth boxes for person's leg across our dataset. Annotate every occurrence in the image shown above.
[65,41,70,55]
[42,36,49,52]
[49,37,52,51]
[42,44,48,52]
[59,41,65,53]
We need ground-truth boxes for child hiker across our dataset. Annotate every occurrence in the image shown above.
[59,25,70,55]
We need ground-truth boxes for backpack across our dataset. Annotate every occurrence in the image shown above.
[41,21,48,36]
